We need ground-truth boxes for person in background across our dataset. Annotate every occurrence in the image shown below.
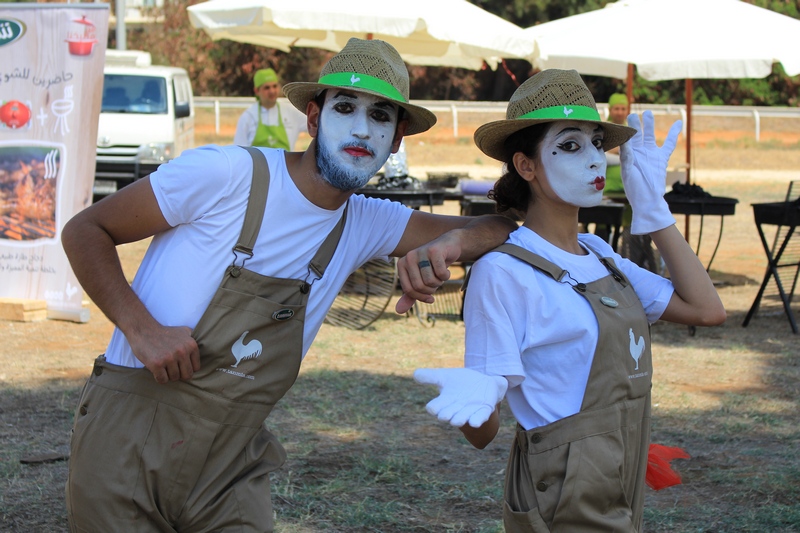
[604,92,661,272]
[62,38,517,532]
[414,69,725,532]
[604,92,629,195]
[234,67,309,150]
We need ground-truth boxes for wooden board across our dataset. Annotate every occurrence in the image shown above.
[0,298,47,322]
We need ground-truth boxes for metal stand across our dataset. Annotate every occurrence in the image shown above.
[326,184,447,329]
[743,200,800,333]
[665,196,738,272]
[324,258,397,330]
[412,278,466,327]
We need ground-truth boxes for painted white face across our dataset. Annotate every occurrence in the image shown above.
[539,121,607,208]
[315,89,399,191]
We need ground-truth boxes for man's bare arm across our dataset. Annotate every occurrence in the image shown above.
[61,178,200,383]
[391,211,517,313]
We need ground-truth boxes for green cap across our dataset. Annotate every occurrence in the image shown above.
[254,68,278,89]
[608,93,628,106]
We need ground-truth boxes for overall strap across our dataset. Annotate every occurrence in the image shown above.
[308,201,349,280]
[237,146,347,281]
[461,242,567,294]
[492,243,570,282]
[494,242,629,288]
[580,241,629,287]
[234,146,271,262]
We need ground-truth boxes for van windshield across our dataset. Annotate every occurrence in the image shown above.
[102,74,168,114]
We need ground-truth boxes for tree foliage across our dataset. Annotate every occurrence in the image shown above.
[108,0,799,106]
[478,0,800,106]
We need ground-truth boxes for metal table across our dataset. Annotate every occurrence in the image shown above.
[742,201,800,333]
[325,187,446,330]
[458,197,625,252]
[356,186,445,212]
[664,194,738,272]
[579,202,625,252]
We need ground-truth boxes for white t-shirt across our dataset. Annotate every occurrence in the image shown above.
[233,101,308,149]
[103,144,412,368]
[463,226,673,430]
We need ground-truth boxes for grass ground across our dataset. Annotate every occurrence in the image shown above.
[1,110,799,532]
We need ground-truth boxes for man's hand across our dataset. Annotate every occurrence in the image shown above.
[620,110,683,235]
[414,368,508,428]
[395,230,463,314]
[127,325,201,384]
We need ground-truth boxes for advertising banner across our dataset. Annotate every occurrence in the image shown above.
[0,3,109,321]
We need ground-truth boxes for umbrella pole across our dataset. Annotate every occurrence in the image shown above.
[626,63,634,110]
[685,78,692,184]
[684,78,693,241]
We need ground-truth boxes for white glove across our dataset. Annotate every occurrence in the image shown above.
[414,368,508,428]
[620,110,683,235]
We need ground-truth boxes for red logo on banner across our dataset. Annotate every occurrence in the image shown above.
[65,15,97,56]
[0,100,31,128]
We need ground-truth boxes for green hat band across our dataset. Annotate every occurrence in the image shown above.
[518,105,601,122]
[318,72,407,104]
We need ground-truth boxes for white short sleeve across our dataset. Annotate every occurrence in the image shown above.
[149,144,241,227]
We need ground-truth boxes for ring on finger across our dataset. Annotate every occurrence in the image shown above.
[418,260,432,269]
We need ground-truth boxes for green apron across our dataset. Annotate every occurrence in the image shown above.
[493,243,653,533]
[253,103,291,150]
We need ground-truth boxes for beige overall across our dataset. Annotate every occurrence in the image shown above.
[494,243,653,533]
[66,147,347,532]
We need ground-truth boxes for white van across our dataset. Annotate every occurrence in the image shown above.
[94,50,194,200]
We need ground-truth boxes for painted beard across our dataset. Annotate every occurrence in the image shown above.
[315,118,388,192]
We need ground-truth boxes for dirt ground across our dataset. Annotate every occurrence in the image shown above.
[2,120,800,531]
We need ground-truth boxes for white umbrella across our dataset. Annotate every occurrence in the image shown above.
[187,0,532,70]
[524,0,800,182]
[526,0,800,80]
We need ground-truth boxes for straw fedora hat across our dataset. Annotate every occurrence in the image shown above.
[283,38,437,136]
[474,69,637,161]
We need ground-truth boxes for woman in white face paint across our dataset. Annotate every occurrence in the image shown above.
[414,69,726,532]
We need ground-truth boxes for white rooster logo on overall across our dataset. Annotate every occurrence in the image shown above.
[231,330,263,367]
[629,328,645,370]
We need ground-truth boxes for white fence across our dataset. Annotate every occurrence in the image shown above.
[195,96,800,142]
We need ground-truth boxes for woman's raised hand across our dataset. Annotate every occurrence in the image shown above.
[620,110,683,235]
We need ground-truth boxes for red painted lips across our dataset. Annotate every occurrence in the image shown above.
[344,146,372,157]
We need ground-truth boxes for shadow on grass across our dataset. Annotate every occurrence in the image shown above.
[271,355,800,532]
[0,384,78,533]
[1,325,798,532]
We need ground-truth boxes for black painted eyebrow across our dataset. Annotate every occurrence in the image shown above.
[329,90,398,112]
[553,124,604,138]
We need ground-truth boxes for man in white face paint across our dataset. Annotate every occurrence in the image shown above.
[61,38,517,532]
[314,90,398,191]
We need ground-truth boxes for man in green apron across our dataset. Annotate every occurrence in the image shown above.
[603,92,662,272]
[62,38,518,532]
[234,68,309,150]
[604,92,629,196]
